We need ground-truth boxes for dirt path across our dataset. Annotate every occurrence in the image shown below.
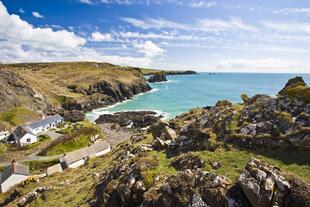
[98,123,136,146]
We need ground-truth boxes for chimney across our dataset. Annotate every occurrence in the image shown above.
[11,159,16,172]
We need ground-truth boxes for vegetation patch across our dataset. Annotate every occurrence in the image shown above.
[140,151,177,188]
[193,145,310,183]
[0,107,40,129]
[39,126,100,156]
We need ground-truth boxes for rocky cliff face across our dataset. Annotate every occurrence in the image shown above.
[147,72,167,83]
[0,71,52,114]
[62,80,151,112]
[0,62,152,121]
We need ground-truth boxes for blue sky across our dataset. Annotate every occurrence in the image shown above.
[1,0,310,72]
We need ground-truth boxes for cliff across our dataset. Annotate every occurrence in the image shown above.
[0,62,151,128]
[142,69,197,76]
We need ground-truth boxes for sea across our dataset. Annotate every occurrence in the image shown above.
[86,73,310,121]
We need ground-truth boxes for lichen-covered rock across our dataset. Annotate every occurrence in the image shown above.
[171,153,204,170]
[142,170,232,207]
[238,159,290,207]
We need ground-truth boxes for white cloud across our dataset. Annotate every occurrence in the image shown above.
[0,2,161,68]
[118,31,173,39]
[19,8,25,14]
[197,17,256,32]
[133,41,165,58]
[190,1,217,8]
[272,8,310,16]
[121,17,188,30]
[91,31,113,41]
[261,20,310,34]
[0,2,85,51]
[79,0,93,4]
[214,58,303,72]
[32,11,44,18]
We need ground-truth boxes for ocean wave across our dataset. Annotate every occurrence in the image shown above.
[86,109,171,122]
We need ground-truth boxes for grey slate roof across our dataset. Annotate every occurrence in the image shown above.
[59,147,90,165]
[27,114,63,130]
[0,163,29,184]
[59,140,110,165]
[12,126,35,141]
[89,140,110,154]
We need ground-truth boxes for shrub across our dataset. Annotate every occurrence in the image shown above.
[241,93,249,104]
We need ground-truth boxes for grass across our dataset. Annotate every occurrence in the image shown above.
[0,142,8,155]
[40,123,101,156]
[140,151,177,188]
[193,145,310,183]
[280,83,310,102]
[24,159,59,174]
[0,107,40,129]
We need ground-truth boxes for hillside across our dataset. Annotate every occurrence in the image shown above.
[0,77,309,207]
[141,68,197,75]
[0,62,151,129]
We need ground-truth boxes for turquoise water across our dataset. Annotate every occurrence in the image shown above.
[87,73,310,121]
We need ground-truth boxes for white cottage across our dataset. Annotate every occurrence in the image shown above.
[59,140,111,169]
[0,161,29,193]
[59,148,90,169]
[8,126,37,146]
[89,140,111,157]
[27,114,64,134]
[0,131,9,141]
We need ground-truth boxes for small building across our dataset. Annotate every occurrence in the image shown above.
[0,131,9,142]
[8,126,37,146]
[27,114,64,134]
[59,148,90,169]
[89,140,111,157]
[46,163,63,176]
[0,161,29,193]
[59,140,111,169]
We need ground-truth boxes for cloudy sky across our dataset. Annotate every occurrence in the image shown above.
[1,0,310,73]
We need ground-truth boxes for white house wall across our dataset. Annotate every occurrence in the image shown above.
[0,174,28,193]
[95,147,111,157]
[68,159,86,168]
[19,134,37,146]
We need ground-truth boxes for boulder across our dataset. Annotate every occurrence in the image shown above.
[96,111,161,128]
[63,110,85,122]
[147,72,167,83]
[285,178,310,207]
[238,159,290,207]
[278,76,306,95]
[171,153,205,170]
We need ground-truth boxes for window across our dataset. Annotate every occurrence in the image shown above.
[27,138,31,142]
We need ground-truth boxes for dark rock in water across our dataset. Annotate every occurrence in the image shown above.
[147,71,167,83]
[171,153,205,170]
[63,110,85,122]
[95,111,162,128]
[279,76,306,95]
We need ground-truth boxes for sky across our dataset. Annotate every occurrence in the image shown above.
[1,0,310,73]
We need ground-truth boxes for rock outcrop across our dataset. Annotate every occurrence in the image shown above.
[0,71,52,114]
[147,71,167,83]
[95,111,162,128]
[238,159,290,207]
